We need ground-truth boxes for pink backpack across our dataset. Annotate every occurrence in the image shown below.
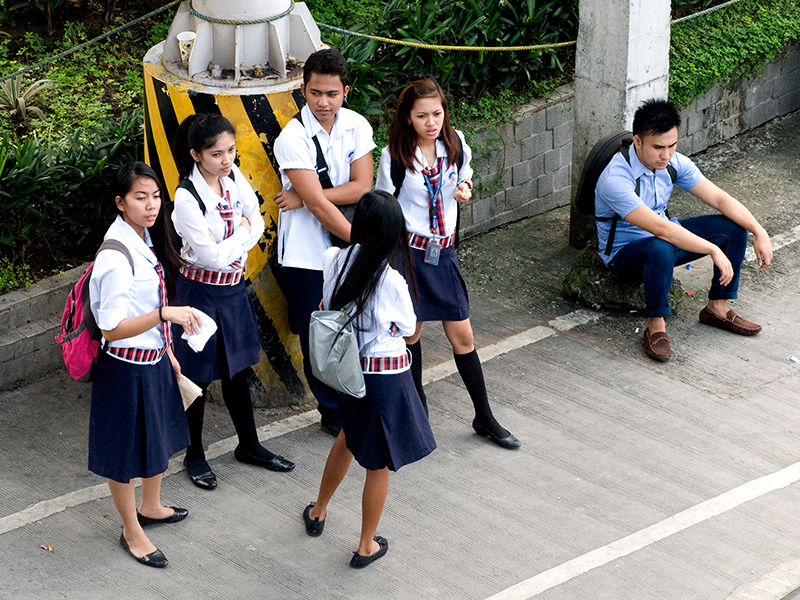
[55,240,134,382]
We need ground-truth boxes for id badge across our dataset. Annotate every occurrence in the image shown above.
[424,239,442,266]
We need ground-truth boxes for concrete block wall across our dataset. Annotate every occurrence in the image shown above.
[679,44,800,154]
[0,266,84,390]
[460,43,800,240]
[460,85,575,238]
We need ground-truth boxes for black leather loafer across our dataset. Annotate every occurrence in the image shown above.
[184,456,217,490]
[234,445,295,472]
[350,536,388,569]
[137,507,189,527]
[119,532,168,568]
[472,418,521,450]
[303,503,325,537]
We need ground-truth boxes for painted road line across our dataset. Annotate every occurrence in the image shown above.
[485,461,800,600]
[422,326,555,385]
[0,326,555,536]
[745,223,800,263]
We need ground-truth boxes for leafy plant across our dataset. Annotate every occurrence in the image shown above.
[0,257,32,293]
[0,74,54,121]
[669,0,800,107]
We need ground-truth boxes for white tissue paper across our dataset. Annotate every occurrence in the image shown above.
[180,308,217,352]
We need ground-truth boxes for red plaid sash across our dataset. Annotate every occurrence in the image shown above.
[180,192,243,286]
[153,257,173,347]
[408,232,456,251]
[108,345,166,364]
[360,351,410,373]
[422,157,446,237]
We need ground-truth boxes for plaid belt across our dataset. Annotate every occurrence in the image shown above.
[108,345,166,364]
[180,264,243,286]
[360,351,410,373]
[408,232,456,251]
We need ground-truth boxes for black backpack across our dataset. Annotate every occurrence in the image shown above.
[176,169,236,215]
[575,130,677,255]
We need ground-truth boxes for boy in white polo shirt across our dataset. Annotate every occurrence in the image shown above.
[274,48,376,435]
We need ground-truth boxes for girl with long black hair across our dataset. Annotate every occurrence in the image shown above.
[89,162,198,567]
[303,190,436,568]
[375,78,520,450]
[171,114,294,491]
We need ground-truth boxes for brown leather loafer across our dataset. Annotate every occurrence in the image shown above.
[699,307,762,336]
[643,328,671,362]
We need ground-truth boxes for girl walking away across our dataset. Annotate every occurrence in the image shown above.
[303,190,436,568]
[375,78,520,450]
[89,162,199,567]
[171,114,295,491]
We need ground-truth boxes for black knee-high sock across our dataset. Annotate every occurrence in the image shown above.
[221,370,275,460]
[453,349,508,438]
[185,381,208,460]
[407,340,428,416]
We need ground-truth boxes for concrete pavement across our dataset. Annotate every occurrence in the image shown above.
[2,111,800,599]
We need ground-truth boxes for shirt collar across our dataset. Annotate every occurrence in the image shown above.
[109,215,156,265]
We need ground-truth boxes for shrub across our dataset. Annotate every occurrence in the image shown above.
[669,0,800,107]
[0,109,144,264]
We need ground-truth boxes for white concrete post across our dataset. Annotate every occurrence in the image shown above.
[569,0,672,248]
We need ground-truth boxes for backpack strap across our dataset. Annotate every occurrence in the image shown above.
[293,112,334,190]
[599,142,678,256]
[177,171,237,216]
[96,239,134,275]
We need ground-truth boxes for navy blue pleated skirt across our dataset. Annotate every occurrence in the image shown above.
[173,275,261,383]
[88,352,189,483]
[343,369,436,472]
[402,245,470,322]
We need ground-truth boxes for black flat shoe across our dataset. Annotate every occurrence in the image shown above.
[119,532,168,568]
[184,456,217,490]
[472,418,521,450]
[137,507,189,527]
[303,503,325,537]
[350,536,388,569]
[234,445,295,472]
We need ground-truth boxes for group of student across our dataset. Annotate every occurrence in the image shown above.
[88,48,519,571]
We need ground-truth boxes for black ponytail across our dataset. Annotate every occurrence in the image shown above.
[171,113,237,180]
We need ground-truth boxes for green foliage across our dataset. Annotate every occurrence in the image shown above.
[305,0,382,29]
[0,257,32,293]
[669,0,800,107]
[0,109,144,263]
[335,0,577,116]
[0,74,54,121]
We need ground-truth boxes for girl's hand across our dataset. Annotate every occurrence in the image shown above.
[166,346,182,381]
[454,180,472,203]
[162,306,203,336]
[240,215,251,234]
[389,323,398,337]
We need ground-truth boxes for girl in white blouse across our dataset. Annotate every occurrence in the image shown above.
[303,190,435,569]
[171,114,295,491]
[89,162,201,567]
[375,79,520,450]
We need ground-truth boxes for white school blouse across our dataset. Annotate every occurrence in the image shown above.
[171,163,264,272]
[89,216,164,355]
[274,105,375,271]
[321,246,416,370]
[375,130,472,240]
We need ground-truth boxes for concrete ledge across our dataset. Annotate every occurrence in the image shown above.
[0,264,86,390]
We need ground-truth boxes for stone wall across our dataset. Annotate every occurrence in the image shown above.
[459,43,800,240]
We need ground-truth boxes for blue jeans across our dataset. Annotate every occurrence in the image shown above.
[607,214,748,318]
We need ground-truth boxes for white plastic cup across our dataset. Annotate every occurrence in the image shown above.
[176,31,196,65]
